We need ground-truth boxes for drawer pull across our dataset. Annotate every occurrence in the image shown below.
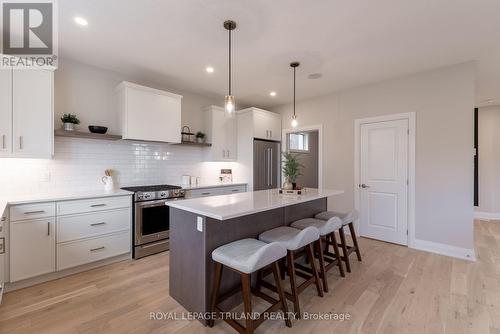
[24,210,46,215]
[90,246,105,252]
[231,189,240,192]
[201,192,211,195]
[90,222,107,227]
[90,204,106,208]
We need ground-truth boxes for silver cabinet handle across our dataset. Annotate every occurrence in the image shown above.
[90,204,106,208]
[231,189,239,192]
[19,136,22,150]
[90,222,106,227]
[360,184,370,188]
[270,130,272,138]
[2,134,5,149]
[201,192,211,196]
[47,222,50,236]
[222,149,225,158]
[24,210,45,215]
[226,149,230,158]
[90,246,105,252]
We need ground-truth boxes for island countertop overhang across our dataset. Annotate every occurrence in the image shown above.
[166,188,344,220]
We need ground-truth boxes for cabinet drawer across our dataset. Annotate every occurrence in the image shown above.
[10,202,55,221]
[186,188,224,199]
[221,185,247,195]
[57,196,131,216]
[57,231,130,271]
[57,209,131,243]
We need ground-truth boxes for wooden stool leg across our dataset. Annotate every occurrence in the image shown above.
[287,250,301,318]
[241,273,254,334]
[278,257,286,280]
[330,232,345,277]
[348,222,362,261]
[316,238,328,293]
[306,243,324,297]
[338,227,351,273]
[272,262,292,328]
[209,262,223,327]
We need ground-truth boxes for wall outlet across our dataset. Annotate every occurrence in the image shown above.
[197,216,204,232]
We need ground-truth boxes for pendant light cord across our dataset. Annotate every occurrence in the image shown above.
[228,28,232,96]
[293,66,296,117]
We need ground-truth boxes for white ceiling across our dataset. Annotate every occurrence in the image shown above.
[59,0,500,108]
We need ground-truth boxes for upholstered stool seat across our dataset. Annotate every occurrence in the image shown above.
[314,210,362,273]
[210,238,291,333]
[259,226,319,251]
[258,225,323,318]
[212,238,286,274]
[291,217,342,235]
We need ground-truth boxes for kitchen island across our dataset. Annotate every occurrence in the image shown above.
[166,188,343,324]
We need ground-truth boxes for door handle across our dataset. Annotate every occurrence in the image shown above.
[90,222,106,227]
[2,134,5,149]
[359,184,370,188]
[90,204,106,208]
[90,246,105,252]
[47,222,50,236]
[19,136,23,150]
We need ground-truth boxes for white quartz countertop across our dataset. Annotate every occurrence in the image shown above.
[179,182,247,191]
[166,188,344,220]
[0,189,133,215]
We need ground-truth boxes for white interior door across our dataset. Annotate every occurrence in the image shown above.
[359,119,408,245]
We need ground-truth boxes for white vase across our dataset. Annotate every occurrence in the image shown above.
[283,178,293,190]
[101,176,114,192]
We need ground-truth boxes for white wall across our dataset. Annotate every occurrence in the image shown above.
[54,58,219,135]
[272,63,475,252]
[476,106,500,216]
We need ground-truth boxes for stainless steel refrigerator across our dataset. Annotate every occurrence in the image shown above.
[253,139,281,190]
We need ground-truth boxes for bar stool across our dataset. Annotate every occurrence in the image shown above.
[258,226,323,317]
[291,216,344,293]
[315,210,362,273]
[209,238,291,334]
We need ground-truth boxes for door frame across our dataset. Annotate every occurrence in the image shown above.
[354,112,416,247]
[282,124,323,188]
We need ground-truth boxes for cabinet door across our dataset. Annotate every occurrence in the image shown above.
[12,69,53,158]
[0,69,12,156]
[224,116,237,160]
[253,110,270,140]
[268,114,282,141]
[210,108,227,160]
[10,218,55,282]
[125,87,181,143]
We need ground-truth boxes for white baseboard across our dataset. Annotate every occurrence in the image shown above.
[474,211,500,221]
[410,239,475,262]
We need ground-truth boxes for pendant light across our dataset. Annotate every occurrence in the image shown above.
[290,62,300,128]
[224,20,237,117]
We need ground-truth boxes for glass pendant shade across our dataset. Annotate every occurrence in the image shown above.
[291,114,298,128]
[224,95,235,117]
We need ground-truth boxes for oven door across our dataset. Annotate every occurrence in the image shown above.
[135,199,170,246]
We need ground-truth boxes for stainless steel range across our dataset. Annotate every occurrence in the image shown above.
[121,185,185,259]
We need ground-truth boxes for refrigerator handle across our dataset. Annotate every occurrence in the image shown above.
[266,148,270,186]
[270,148,273,187]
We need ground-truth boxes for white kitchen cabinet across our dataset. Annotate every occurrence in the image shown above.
[247,108,281,141]
[10,217,55,282]
[117,81,182,143]
[0,69,12,157]
[0,69,53,159]
[204,105,237,161]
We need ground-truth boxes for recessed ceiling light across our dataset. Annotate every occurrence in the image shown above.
[74,17,88,26]
[269,91,277,97]
[205,66,214,73]
[308,73,323,79]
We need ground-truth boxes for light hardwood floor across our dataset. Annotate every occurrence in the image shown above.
[0,220,499,334]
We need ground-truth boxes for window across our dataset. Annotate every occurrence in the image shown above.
[288,132,309,152]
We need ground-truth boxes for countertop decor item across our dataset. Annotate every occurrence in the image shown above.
[283,151,302,190]
[61,113,80,131]
[102,169,115,192]
[88,125,108,134]
[181,126,193,143]
[195,131,206,143]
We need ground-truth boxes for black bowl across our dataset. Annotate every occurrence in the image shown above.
[88,126,108,134]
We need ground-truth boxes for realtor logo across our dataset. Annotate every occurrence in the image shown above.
[1,0,58,68]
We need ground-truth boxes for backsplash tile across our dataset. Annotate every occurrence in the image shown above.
[0,137,241,196]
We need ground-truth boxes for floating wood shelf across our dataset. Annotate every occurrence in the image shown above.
[173,141,212,147]
[54,130,122,141]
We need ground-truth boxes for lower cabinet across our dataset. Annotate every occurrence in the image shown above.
[9,195,131,283]
[184,184,247,199]
[10,218,55,282]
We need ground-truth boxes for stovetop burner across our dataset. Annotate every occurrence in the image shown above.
[121,184,182,192]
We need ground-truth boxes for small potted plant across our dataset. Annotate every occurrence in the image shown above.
[195,131,206,144]
[61,113,80,131]
[282,151,302,190]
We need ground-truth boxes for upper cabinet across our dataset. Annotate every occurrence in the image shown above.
[239,107,282,141]
[204,105,237,161]
[0,68,54,159]
[116,81,182,143]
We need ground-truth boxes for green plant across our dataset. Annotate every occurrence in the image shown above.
[195,131,206,139]
[61,113,80,125]
[282,151,303,183]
